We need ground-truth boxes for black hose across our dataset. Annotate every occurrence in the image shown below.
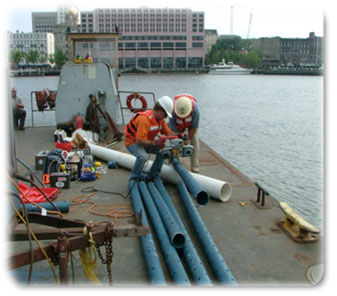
[16,157,45,188]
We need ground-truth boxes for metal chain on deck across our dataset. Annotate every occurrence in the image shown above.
[96,224,114,285]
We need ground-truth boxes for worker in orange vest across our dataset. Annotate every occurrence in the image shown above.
[124,96,175,181]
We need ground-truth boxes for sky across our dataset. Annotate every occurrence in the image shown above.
[2,0,327,39]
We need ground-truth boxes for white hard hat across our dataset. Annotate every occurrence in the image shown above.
[158,96,173,118]
[174,96,192,118]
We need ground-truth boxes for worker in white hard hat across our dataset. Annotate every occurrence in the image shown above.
[169,94,200,173]
[124,95,176,181]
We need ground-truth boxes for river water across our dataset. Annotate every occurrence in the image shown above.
[10,73,324,231]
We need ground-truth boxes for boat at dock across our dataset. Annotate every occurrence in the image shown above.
[7,33,323,286]
[209,59,252,75]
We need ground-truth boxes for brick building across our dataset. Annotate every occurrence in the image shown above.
[252,32,323,67]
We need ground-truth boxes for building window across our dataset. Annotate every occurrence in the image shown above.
[150,57,161,68]
[150,42,161,49]
[118,58,124,69]
[188,57,203,68]
[138,42,149,49]
[175,57,186,68]
[125,42,136,49]
[163,42,174,49]
[163,57,174,68]
[176,42,186,49]
[125,57,136,68]
[138,57,149,68]
[192,42,203,48]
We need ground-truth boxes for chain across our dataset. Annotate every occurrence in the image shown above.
[96,224,114,285]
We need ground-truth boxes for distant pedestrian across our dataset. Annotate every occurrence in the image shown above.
[169,94,200,173]
[11,87,26,130]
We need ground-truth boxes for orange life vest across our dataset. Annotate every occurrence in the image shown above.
[174,94,196,130]
[124,110,162,141]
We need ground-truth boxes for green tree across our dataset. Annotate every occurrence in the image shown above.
[205,37,262,67]
[48,53,56,65]
[240,50,262,68]
[9,50,25,64]
[26,50,40,64]
[54,50,68,68]
[39,55,47,64]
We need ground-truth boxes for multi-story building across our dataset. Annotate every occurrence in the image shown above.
[32,12,57,33]
[32,5,80,54]
[252,37,281,65]
[205,29,218,53]
[8,31,54,61]
[53,6,80,54]
[80,7,206,70]
[280,32,323,66]
[252,32,323,67]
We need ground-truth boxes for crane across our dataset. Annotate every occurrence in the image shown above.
[230,5,245,35]
[247,11,253,39]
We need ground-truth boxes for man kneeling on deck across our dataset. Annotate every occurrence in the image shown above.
[124,96,176,182]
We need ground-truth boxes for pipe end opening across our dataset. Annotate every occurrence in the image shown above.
[196,191,210,205]
[219,183,232,202]
[173,233,185,249]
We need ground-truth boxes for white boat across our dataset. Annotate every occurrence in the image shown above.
[209,59,252,75]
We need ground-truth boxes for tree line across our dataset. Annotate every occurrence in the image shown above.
[205,36,262,68]
[9,49,68,68]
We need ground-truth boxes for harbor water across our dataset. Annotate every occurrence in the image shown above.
[10,73,324,231]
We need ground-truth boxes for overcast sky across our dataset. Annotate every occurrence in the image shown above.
[3,0,326,39]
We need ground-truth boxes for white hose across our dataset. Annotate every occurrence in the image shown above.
[88,143,232,202]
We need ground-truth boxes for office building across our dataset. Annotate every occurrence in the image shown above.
[80,7,206,70]
[32,12,57,33]
[32,5,80,54]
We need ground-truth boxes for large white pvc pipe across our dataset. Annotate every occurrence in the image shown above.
[89,143,232,202]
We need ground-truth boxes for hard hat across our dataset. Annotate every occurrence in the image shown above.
[174,96,192,118]
[158,96,173,118]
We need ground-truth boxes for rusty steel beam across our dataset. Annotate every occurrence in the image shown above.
[58,232,69,284]
[9,223,149,269]
[11,228,87,241]
[21,213,88,229]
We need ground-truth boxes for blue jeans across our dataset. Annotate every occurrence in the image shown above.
[127,143,164,180]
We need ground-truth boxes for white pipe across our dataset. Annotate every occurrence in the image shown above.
[89,143,232,202]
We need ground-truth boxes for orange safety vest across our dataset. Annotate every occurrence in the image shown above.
[124,110,162,141]
[174,94,196,130]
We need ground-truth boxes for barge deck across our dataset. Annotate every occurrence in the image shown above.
[9,126,323,286]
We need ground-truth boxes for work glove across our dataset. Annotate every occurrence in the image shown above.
[154,138,166,149]
[178,133,187,140]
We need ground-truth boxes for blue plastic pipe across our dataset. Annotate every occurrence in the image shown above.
[25,201,69,213]
[147,182,185,249]
[171,158,209,205]
[153,177,213,286]
[129,180,166,286]
[176,181,237,286]
[138,181,190,286]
